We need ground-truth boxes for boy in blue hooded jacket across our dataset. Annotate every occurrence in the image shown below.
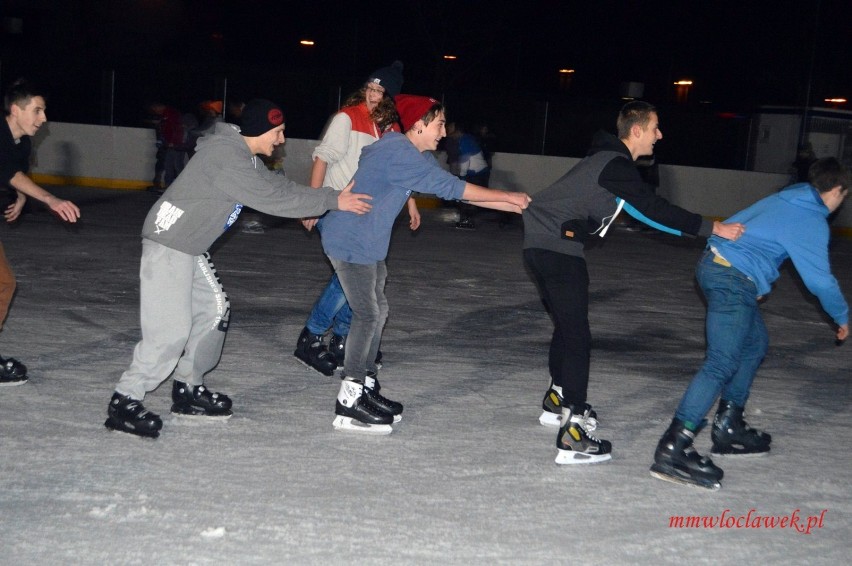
[651,157,850,490]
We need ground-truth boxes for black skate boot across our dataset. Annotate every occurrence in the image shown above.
[329,334,383,370]
[0,355,28,386]
[294,327,336,376]
[104,392,163,438]
[363,371,402,423]
[555,403,611,464]
[650,419,723,490]
[711,400,771,456]
[333,378,393,435]
[329,333,346,369]
[171,380,233,419]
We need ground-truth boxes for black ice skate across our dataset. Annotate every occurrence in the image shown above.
[104,392,163,438]
[555,403,611,465]
[170,381,233,419]
[363,372,402,423]
[0,355,27,386]
[650,419,723,490]
[711,400,771,456]
[328,334,383,370]
[333,379,393,435]
[294,327,336,376]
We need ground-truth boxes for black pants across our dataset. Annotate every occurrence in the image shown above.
[523,248,591,405]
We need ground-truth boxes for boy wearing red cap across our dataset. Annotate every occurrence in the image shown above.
[319,95,532,434]
[105,99,374,438]
[295,61,419,376]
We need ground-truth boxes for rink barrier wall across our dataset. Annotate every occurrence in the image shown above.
[28,122,852,235]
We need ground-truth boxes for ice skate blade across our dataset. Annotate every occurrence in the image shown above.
[711,448,770,458]
[555,449,611,465]
[170,406,233,420]
[0,378,28,386]
[104,418,160,439]
[539,411,561,427]
[293,354,335,377]
[649,466,721,491]
[333,415,393,435]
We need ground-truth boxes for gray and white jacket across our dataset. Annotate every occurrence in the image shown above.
[142,122,338,255]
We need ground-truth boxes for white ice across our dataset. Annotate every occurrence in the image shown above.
[1,187,849,565]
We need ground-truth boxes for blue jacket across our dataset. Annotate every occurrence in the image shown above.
[710,183,848,325]
[320,132,466,264]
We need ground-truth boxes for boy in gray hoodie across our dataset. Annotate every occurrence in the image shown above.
[105,99,372,438]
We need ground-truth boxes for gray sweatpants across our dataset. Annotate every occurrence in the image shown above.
[115,240,230,400]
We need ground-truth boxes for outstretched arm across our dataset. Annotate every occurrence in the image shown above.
[9,172,80,222]
[461,183,531,212]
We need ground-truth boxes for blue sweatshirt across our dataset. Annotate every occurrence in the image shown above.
[320,132,466,264]
[710,183,848,326]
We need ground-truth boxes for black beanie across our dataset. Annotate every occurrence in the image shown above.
[367,61,404,98]
[240,99,284,137]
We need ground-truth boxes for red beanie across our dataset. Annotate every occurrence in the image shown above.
[394,94,440,133]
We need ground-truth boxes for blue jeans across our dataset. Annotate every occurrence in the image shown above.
[304,273,352,337]
[675,252,768,424]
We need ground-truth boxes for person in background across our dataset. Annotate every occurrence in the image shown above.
[294,61,419,376]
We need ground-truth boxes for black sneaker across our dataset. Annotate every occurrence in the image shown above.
[171,381,233,418]
[294,327,336,376]
[0,355,27,386]
[105,392,163,438]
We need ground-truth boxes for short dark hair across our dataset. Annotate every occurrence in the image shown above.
[808,157,852,193]
[421,102,445,127]
[4,78,46,114]
[617,101,656,139]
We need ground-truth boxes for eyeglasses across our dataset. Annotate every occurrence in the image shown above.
[366,86,386,95]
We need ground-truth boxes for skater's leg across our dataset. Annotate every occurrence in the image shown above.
[114,241,195,401]
[305,273,348,336]
[674,255,760,427]
[719,310,768,408]
[171,253,230,386]
[0,242,17,331]
[524,249,591,403]
[330,259,379,381]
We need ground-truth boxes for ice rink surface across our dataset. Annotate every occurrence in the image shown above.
[1,186,849,565]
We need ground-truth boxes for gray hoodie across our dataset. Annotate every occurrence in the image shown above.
[142,122,338,255]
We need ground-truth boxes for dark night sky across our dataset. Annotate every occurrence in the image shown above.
[1,0,850,166]
[3,0,850,110]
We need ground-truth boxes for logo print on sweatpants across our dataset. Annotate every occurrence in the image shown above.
[153,201,185,234]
